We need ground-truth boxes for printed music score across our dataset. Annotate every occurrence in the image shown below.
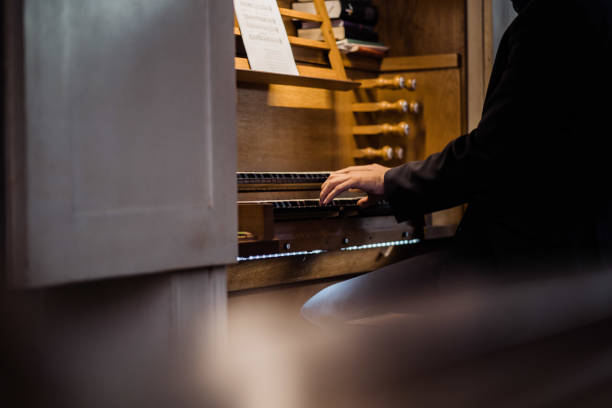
[233,0,299,75]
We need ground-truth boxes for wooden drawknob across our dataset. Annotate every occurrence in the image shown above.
[401,100,421,115]
[360,75,417,91]
[353,122,410,137]
[391,99,421,114]
[352,99,422,115]
[355,146,404,161]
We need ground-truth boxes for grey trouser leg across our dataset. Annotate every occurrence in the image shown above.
[301,250,454,327]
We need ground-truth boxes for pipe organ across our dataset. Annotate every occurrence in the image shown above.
[229,0,474,293]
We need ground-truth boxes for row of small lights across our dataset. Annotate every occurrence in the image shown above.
[236,238,421,262]
[340,238,421,251]
[237,249,326,262]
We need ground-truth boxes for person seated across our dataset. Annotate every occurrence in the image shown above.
[303,0,612,326]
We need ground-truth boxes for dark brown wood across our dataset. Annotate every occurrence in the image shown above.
[238,204,274,241]
[229,240,444,292]
[372,0,468,134]
[373,0,467,57]
[381,54,461,72]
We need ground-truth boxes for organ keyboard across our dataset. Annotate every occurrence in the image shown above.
[237,171,330,185]
[237,172,422,259]
[238,171,330,192]
[239,197,393,219]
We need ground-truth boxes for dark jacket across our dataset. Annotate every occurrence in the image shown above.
[384,0,612,270]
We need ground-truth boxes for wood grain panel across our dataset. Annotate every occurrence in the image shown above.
[366,68,464,227]
[237,84,337,172]
[349,68,462,165]
[373,0,466,57]
[372,0,468,134]
[381,54,460,72]
[374,69,462,157]
[228,240,443,292]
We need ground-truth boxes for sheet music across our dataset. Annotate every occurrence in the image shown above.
[234,0,299,75]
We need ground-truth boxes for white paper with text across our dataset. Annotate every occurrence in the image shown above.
[234,0,299,75]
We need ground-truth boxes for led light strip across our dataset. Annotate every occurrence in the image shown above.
[237,238,422,262]
[237,249,326,262]
[340,238,421,251]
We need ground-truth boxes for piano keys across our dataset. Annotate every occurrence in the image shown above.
[238,171,330,192]
[239,197,394,219]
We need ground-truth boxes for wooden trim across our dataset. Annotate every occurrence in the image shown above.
[235,58,359,90]
[228,240,449,292]
[234,27,329,50]
[287,36,330,50]
[483,0,494,89]
[312,0,348,80]
[278,7,322,22]
[380,54,461,72]
[467,0,488,132]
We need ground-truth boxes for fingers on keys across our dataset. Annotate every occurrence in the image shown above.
[321,177,353,205]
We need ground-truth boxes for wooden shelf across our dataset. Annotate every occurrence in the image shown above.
[235,58,359,90]
[234,0,350,90]
[234,27,330,50]
[278,7,322,22]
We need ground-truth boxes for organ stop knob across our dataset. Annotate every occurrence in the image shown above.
[353,122,410,137]
[352,99,421,114]
[360,75,417,91]
[355,146,404,161]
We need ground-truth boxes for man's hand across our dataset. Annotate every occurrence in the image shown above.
[320,164,390,207]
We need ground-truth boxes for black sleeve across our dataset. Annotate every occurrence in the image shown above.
[383,8,565,222]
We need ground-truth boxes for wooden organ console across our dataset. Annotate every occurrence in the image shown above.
[237,171,420,263]
[228,0,488,296]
